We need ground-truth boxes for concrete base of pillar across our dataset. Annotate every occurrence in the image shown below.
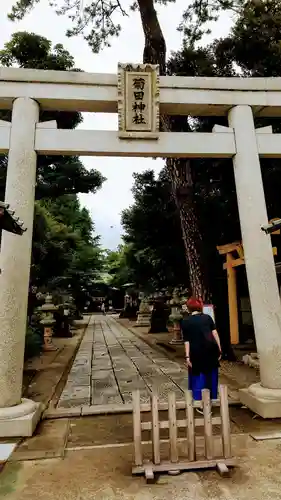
[0,398,43,437]
[240,383,281,418]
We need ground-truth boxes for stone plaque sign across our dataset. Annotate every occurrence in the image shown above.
[118,63,159,139]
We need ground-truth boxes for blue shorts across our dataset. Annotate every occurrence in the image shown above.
[188,368,218,401]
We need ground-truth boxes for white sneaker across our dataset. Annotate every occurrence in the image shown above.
[195,408,213,416]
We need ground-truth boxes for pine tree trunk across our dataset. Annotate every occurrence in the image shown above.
[137,0,210,300]
[137,0,166,74]
[166,158,210,301]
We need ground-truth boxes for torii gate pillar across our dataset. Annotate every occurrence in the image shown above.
[0,97,42,436]
[229,105,281,417]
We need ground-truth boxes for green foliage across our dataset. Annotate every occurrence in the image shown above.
[42,195,95,244]
[31,201,77,286]
[0,30,75,69]
[8,0,243,53]
[0,32,105,353]
[166,0,281,328]
[103,245,135,288]
[32,195,104,289]
[211,0,281,236]
[0,32,105,200]
[213,0,281,77]
[24,324,43,360]
[109,0,281,306]
[111,170,188,292]
[7,2,281,326]
[179,0,244,46]
[9,0,127,52]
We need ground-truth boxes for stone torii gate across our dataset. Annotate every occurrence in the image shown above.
[1,64,281,435]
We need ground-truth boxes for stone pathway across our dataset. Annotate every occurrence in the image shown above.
[58,315,188,408]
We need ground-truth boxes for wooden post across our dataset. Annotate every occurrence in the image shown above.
[219,385,231,458]
[132,390,142,466]
[202,389,213,460]
[151,391,160,465]
[168,391,178,463]
[226,254,239,345]
[185,390,195,461]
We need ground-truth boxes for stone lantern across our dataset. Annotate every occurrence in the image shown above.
[169,288,183,344]
[40,293,58,351]
[135,296,152,328]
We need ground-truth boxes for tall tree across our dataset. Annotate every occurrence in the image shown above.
[120,169,188,291]
[0,32,105,295]
[32,197,104,289]
[212,0,281,234]
[166,0,281,348]
[43,194,96,244]
[0,31,105,200]
[103,245,135,289]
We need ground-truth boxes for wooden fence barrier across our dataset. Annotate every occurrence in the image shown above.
[132,384,236,482]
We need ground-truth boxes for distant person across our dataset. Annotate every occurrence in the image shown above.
[101,302,106,315]
[182,297,222,404]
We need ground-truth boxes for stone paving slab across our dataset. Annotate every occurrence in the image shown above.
[67,375,91,386]
[57,314,188,409]
[92,359,112,370]
[122,391,151,404]
[58,398,89,409]
[60,386,90,401]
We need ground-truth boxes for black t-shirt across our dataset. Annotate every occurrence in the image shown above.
[182,313,219,374]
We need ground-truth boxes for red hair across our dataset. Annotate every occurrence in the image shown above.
[186,297,203,312]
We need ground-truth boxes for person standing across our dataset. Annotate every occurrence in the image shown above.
[182,297,222,402]
[101,302,106,315]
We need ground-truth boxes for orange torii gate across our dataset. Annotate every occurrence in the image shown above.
[217,222,279,345]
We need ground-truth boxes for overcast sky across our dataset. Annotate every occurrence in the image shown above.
[2,0,232,249]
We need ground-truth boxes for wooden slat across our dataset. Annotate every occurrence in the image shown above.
[219,385,231,458]
[217,242,241,255]
[168,391,178,463]
[185,390,195,461]
[226,254,239,345]
[195,416,221,427]
[141,416,221,431]
[139,398,221,412]
[132,390,142,466]
[223,257,244,270]
[151,392,161,464]
[132,457,237,475]
[202,389,213,460]
[223,250,276,269]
